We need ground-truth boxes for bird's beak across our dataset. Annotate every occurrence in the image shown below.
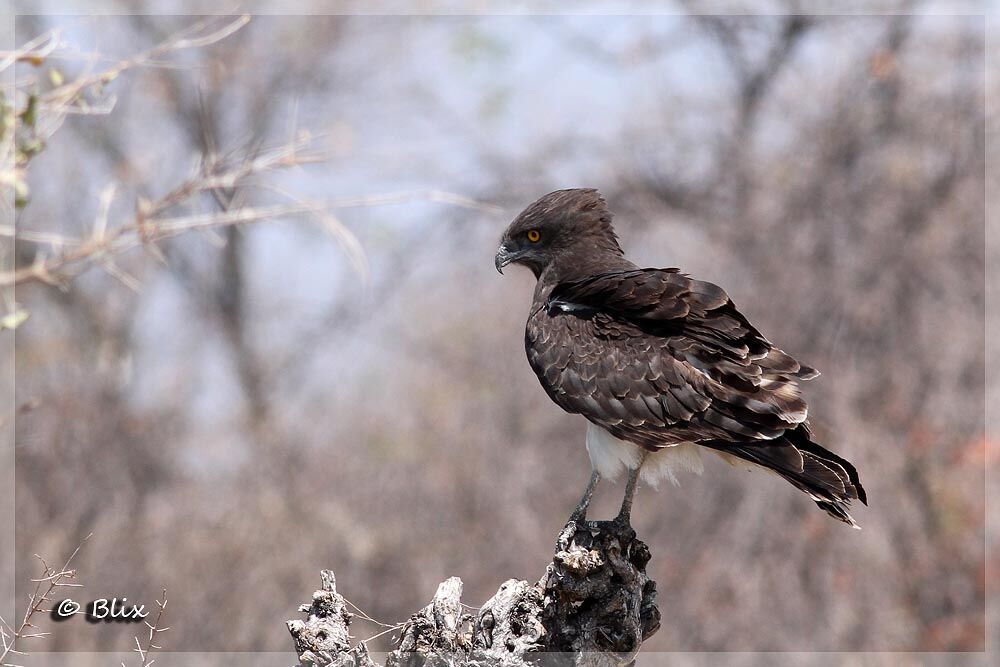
[495,243,519,274]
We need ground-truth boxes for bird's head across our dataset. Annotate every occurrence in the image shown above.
[495,188,623,278]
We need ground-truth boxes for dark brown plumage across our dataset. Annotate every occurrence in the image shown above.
[496,188,866,527]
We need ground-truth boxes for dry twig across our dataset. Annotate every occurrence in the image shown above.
[124,589,169,667]
[0,535,90,667]
[1,133,326,288]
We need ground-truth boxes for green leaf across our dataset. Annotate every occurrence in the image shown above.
[21,138,44,155]
[19,93,37,128]
[14,178,29,209]
[1,308,29,331]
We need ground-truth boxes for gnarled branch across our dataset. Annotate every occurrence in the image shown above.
[288,521,660,667]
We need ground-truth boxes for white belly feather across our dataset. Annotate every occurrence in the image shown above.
[585,423,704,488]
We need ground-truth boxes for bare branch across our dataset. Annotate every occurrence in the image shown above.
[125,589,168,667]
[0,536,90,667]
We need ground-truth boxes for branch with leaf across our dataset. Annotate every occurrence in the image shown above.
[1,15,498,331]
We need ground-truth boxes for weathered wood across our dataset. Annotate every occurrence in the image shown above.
[286,570,377,667]
[288,520,659,667]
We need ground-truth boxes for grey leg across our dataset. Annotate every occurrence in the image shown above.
[614,467,641,526]
[615,453,648,526]
[568,470,601,522]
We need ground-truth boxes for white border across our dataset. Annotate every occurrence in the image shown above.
[4,2,991,664]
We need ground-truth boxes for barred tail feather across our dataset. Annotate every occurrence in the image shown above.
[704,426,867,527]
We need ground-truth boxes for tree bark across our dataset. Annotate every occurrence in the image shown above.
[287,520,660,667]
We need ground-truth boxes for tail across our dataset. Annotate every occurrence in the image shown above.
[704,425,867,528]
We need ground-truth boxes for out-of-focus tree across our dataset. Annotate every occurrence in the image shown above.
[9,7,987,656]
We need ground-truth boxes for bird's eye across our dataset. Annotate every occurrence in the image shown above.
[527,229,541,243]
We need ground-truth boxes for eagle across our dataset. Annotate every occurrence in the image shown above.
[495,188,866,528]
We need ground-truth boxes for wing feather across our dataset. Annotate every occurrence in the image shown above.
[525,266,866,525]
[528,268,815,446]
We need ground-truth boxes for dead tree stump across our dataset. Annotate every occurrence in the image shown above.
[287,520,660,666]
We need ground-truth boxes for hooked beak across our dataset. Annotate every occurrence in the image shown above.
[495,243,521,274]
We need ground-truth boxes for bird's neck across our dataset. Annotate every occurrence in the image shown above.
[534,248,635,300]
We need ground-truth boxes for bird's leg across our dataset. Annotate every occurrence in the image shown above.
[568,469,601,524]
[614,452,648,527]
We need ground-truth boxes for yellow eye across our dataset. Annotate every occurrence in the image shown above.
[527,229,541,243]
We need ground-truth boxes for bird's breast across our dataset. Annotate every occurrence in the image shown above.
[585,422,704,488]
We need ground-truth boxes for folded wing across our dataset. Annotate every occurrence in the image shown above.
[526,268,866,524]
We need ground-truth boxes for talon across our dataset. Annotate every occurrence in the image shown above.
[566,514,600,532]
